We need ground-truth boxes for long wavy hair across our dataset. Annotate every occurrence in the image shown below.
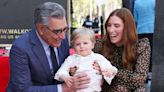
[102,8,138,70]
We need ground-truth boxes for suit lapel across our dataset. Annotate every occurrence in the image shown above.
[29,29,51,76]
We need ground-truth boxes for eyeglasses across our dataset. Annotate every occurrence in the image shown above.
[46,26,69,35]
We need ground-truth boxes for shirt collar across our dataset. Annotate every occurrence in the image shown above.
[75,51,94,58]
[36,31,49,50]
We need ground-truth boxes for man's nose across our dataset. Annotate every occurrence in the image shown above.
[58,32,65,39]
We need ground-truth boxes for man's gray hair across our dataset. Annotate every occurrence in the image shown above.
[34,2,66,25]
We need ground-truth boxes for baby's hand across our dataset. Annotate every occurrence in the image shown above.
[102,69,117,77]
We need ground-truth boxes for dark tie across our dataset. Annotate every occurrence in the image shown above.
[49,46,58,75]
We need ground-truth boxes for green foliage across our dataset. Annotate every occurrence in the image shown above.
[72,18,79,28]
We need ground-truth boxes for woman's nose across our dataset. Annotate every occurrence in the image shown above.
[109,26,114,33]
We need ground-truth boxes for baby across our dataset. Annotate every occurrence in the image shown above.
[54,27,117,92]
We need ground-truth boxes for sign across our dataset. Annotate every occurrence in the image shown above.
[0,0,67,44]
[0,29,30,44]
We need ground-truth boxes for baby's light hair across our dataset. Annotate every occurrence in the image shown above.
[71,27,96,47]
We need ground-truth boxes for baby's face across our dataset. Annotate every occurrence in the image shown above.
[73,35,94,57]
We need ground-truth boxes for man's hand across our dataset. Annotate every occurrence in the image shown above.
[62,72,90,92]
[60,75,74,88]
[73,72,90,90]
[62,82,75,92]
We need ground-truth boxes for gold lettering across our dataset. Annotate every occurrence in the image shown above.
[7,35,14,39]
[0,35,7,39]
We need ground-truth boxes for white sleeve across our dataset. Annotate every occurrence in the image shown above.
[97,55,118,85]
[97,55,116,71]
[54,56,72,81]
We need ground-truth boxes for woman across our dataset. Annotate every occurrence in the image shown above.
[94,8,151,92]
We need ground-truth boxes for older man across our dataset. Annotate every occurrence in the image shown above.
[7,2,90,92]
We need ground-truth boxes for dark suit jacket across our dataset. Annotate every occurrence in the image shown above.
[7,29,69,92]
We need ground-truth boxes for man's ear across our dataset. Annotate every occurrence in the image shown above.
[36,23,45,35]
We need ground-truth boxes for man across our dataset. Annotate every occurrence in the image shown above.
[7,2,90,92]
[82,15,93,28]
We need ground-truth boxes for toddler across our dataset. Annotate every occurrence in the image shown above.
[54,28,117,92]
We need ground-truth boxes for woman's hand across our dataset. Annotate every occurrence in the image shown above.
[93,60,105,86]
[93,60,101,75]
[69,66,77,76]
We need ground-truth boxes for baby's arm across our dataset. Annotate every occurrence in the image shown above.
[54,56,72,81]
[96,54,118,84]
[101,67,117,85]
[102,67,117,77]
[102,69,117,77]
